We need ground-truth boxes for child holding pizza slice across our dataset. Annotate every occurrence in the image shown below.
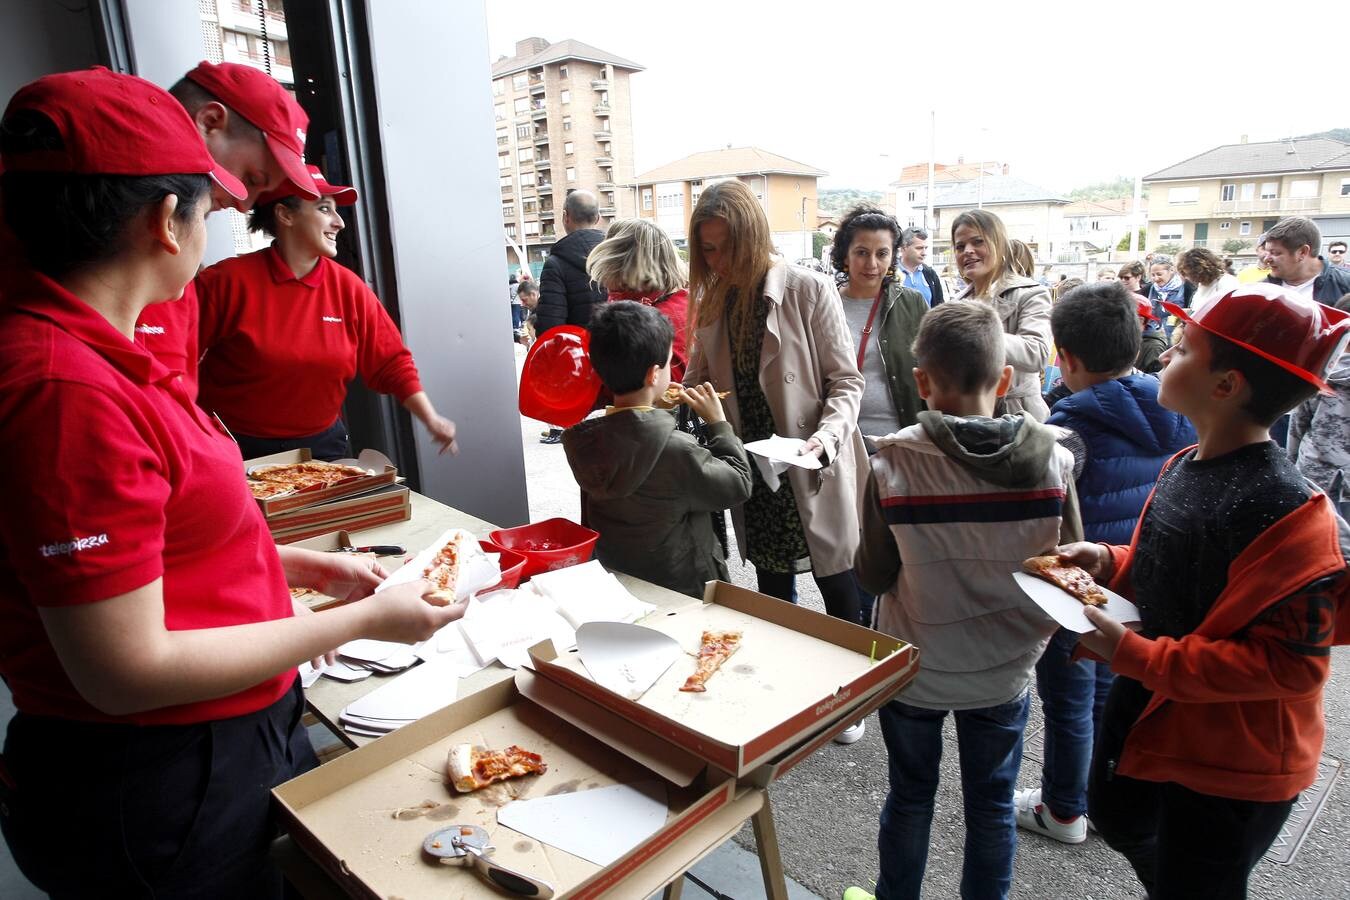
[849,301,1082,900]
[1062,283,1350,898]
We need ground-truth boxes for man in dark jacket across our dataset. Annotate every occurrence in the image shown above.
[1264,215,1350,305]
[898,227,944,307]
[536,190,607,443]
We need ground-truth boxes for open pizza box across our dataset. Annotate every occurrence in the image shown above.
[269,485,411,544]
[285,530,413,610]
[272,654,752,900]
[244,448,400,517]
[529,580,920,781]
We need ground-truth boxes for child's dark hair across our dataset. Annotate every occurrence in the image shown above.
[1050,283,1141,373]
[248,196,303,236]
[587,300,673,394]
[912,301,1004,393]
[1199,329,1319,427]
[0,109,210,277]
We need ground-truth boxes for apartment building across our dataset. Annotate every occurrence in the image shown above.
[1144,138,1350,253]
[1061,198,1137,256]
[884,160,1007,227]
[924,176,1071,262]
[492,37,642,268]
[201,0,293,88]
[632,147,826,260]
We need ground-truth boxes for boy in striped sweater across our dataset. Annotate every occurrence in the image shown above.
[849,301,1082,900]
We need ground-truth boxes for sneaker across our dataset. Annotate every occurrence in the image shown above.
[539,431,563,445]
[833,721,865,745]
[842,887,875,900]
[539,429,552,438]
[1013,787,1087,844]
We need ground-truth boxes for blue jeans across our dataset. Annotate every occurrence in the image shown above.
[875,693,1030,900]
[1033,627,1114,819]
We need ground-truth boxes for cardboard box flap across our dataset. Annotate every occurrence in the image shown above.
[515,667,705,788]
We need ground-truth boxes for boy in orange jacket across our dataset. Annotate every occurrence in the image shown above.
[1059,283,1350,899]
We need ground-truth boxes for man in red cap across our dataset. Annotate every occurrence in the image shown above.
[1056,284,1350,898]
[136,61,319,392]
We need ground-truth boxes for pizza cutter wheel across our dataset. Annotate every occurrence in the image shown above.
[423,824,554,898]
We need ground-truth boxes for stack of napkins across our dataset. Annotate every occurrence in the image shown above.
[531,560,656,628]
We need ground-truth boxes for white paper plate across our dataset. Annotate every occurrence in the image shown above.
[1012,571,1140,634]
[576,622,682,700]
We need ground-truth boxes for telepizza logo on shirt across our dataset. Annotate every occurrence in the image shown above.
[135,324,165,335]
[41,533,110,557]
[322,316,343,324]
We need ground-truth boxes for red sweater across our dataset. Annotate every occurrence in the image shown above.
[196,246,422,437]
[1106,488,1345,802]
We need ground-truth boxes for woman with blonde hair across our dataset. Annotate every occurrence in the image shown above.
[587,218,690,380]
[1008,239,1036,278]
[952,209,1054,420]
[685,180,866,631]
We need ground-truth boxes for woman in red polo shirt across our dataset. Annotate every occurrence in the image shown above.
[0,70,463,899]
[196,165,458,461]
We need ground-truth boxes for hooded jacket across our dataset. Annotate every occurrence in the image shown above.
[1136,330,1169,374]
[957,274,1053,421]
[1048,374,1197,545]
[856,411,1083,709]
[536,228,607,334]
[562,410,752,598]
[1288,350,1350,499]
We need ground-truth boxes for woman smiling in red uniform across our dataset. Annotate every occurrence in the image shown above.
[196,165,458,461]
[0,69,463,898]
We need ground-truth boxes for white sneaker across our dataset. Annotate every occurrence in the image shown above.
[1013,787,1087,844]
[834,721,865,745]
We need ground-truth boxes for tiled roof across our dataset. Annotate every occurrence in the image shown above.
[492,39,644,78]
[1062,198,1135,217]
[926,176,1068,208]
[634,147,826,184]
[1144,139,1350,181]
[891,162,1003,187]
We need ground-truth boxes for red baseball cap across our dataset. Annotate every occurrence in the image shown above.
[1,67,245,203]
[519,326,601,427]
[1163,283,1350,393]
[1134,297,1160,323]
[256,163,358,206]
[184,61,317,201]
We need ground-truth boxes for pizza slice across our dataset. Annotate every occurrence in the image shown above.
[249,461,371,491]
[421,533,465,606]
[662,385,730,405]
[447,743,547,793]
[679,630,743,693]
[249,480,296,500]
[1022,556,1108,607]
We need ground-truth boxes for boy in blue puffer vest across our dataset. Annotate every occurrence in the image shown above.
[1013,282,1196,844]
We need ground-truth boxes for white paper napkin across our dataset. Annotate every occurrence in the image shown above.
[743,435,821,490]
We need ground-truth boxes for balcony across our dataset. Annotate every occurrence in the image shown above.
[593,103,611,115]
[531,107,548,120]
[591,78,610,91]
[535,158,552,170]
[594,129,612,140]
[599,206,617,217]
[597,181,615,191]
[529,81,545,97]
[537,231,558,243]
[533,133,550,145]
[1212,197,1321,216]
[594,154,613,165]
[539,208,555,219]
[538,182,554,193]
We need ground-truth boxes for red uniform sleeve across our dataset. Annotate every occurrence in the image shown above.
[0,380,167,605]
[1111,577,1338,703]
[354,281,422,402]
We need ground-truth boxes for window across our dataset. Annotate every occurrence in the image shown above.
[1240,183,1255,201]
[502,204,514,217]
[522,199,536,214]
[498,154,509,170]
[906,190,917,202]
[505,223,516,238]
[1090,219,1101,231]
[520,172,535,187]
[1342,178,1350,197]
[496,130,508,147]
[493,80,505,97]
[516,147,532,163]
[1220,221,1231,230]
[494,104,506,122]
[1167,186,1199,204]
[599,117,611,131]
[513,97,529,114]
[558,65,568,79]
[516,124,531,139]
[1240,221,1252,235]
[1260,182,1278,200]
[564,141,574,155]
[512,74,527,90]
[642,188,652,210]
[1220,184,1235,201]
[560,90,571,104]
[1290,179,1319,199]
[562,116,572,131]
[499,175,511,188]
[566,166,576,182]
[524,221,540,236]
[1158,224,1184,242]
[599,91,609,105]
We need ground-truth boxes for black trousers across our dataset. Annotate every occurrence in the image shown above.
[235,418,352,463]
[1087,677,1295,900]
[756,569,861,625]
[1,679,317,900]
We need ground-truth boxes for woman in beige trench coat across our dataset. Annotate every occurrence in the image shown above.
[684,180,867,624]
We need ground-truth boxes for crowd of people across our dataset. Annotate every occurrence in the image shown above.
[523,185,1350,899]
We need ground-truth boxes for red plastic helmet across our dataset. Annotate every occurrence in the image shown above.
[518,326,601,427]
[1163,283,1350,393]
[1135,297,1159,323]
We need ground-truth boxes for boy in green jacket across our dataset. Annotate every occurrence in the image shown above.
[563,301,753,597]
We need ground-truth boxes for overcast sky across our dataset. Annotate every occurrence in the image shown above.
[484,0,1343,194]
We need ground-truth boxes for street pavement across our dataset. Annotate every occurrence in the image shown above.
[513,345,1350,900]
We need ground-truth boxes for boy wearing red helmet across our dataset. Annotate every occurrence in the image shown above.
[1056,283,1350,898]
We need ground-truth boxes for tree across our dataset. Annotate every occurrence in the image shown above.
[1154,243,1183,256]
[818,188,884,215]
[1070,177,1145,201]
[812,231,832,260]
[1222,238,1252,254]
[1116,228,1147,252]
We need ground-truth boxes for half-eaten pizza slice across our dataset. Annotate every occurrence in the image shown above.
[1022,556,1108,607]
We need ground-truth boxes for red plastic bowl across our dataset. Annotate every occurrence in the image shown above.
[488,518,599,578]
[477,540,527,593]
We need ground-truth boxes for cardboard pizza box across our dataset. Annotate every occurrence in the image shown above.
[244,448,400,517]
[267,485,411,543]
[272,665,744,900]
[285,530,413,610]
[528,580,920,780]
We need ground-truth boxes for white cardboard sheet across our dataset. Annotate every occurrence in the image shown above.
[496,780,668,866]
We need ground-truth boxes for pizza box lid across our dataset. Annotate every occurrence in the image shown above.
[270,493,411,545]
[243,448,400,516]
[528,580,920,779]
[272,664,740,900]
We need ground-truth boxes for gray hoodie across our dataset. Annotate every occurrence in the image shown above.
[563,410,753,598]
[1289,350,1350,503]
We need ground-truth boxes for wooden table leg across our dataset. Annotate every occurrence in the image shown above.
[752,795,790,900]
[661,874,686,899]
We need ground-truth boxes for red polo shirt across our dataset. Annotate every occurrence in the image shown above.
[0,269,295,725]
[196,246,424,437]
[134,281,200,397]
